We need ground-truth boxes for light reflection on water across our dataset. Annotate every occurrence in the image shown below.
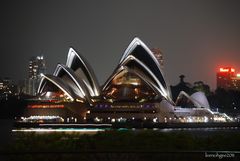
[157,126,239,132]
[149,127,240,137]
[12,127,240,135]
[12,128,105,134]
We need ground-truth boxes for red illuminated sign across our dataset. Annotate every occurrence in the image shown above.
[27,104,64,109]
[219,67,235,73]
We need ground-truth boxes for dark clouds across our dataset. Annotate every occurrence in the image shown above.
[1,0,240,89]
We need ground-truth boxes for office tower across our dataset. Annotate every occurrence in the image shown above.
[217,67,240,90]
[26,56,46,95]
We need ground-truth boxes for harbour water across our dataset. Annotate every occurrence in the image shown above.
[11,126,240,136]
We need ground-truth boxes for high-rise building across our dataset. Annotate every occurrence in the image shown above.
[216,67,240,90]
[151,48,164,69]
[25,56,46,95]
[29,56,46,79]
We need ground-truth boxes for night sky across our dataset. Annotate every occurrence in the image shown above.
[1,0,240,90]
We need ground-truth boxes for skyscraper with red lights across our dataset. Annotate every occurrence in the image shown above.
[217,67,240,90]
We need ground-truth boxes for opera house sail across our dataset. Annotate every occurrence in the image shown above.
[22,37,232,123]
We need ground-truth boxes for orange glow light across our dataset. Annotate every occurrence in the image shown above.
[27,104,64,109]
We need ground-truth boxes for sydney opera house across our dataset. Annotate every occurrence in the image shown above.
[23,38,232,123]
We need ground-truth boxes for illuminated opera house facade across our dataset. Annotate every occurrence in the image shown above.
[24,38,232,123]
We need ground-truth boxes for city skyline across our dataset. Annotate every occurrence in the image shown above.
[1,0,240,89]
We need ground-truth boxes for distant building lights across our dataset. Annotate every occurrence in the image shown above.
[111,118,116,123]
[153,118,157,123]
[204,116,209,123]
[188,117,193,123]
[213,117,226,122]
[46,92,51,97]
[164,117,167,123]
[94,117,101,122]
[20,115,64,123]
